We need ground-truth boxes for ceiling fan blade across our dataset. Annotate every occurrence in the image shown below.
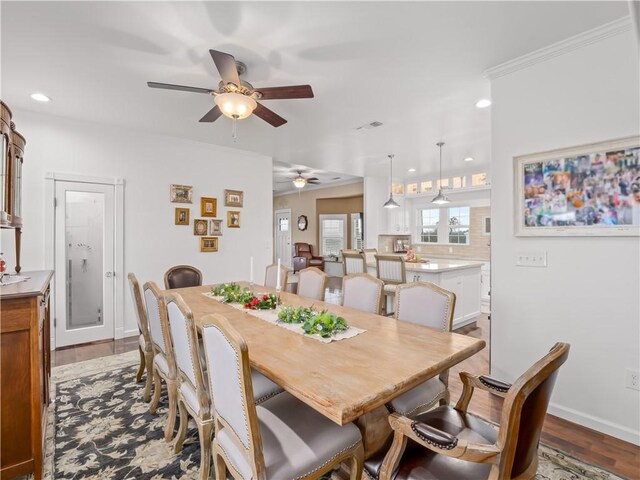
[308,180,321,184]
[306,177,319,182]
[199,106,223,123]
[253,103,287,127]
[147,82,213,94]
[257,85,314,100]
[209,49,241,86]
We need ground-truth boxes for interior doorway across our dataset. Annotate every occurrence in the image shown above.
[53,180,116,347]
[274,209,292,268]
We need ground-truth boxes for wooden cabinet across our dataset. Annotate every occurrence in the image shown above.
[0,100,25,272]
[0,271,53,480]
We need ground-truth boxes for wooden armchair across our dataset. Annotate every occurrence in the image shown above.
[365,343,570,480]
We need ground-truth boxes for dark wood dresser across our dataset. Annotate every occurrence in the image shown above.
[1,271,53,480]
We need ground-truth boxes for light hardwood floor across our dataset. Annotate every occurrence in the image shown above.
[53,281,639,479]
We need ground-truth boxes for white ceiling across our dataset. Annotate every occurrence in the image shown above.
[272,160,360,194]
[1,1,629,182]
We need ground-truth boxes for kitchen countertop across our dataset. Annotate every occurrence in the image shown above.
[367,259,484,273]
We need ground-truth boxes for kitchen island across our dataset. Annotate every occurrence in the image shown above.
[367,259,483,329]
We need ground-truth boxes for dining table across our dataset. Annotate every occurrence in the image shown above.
[170,282,486,459]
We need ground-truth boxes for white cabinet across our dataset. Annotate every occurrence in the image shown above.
[387,196,410,234]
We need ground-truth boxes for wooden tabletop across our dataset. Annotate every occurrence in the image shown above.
[171,283,485,425]
[0,270,53,299]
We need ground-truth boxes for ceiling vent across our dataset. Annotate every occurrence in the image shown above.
[356,121,383,130]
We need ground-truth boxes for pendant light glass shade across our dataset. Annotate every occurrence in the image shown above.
[383,154,400,209]
[432,142,451,205]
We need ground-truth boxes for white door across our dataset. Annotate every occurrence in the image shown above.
[274,209,292,268]
[55,181,115,347]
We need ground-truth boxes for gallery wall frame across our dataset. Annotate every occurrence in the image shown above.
[514,136,640,237]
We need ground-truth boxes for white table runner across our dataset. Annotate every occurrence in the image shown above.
[202,292,366,343]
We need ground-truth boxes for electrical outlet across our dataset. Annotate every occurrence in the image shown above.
[625,369,640,390]
[516,251,547,267]
[448,247,453,253]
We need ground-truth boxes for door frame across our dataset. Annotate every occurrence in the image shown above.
[274,208,292,267]
[44,172,125,350]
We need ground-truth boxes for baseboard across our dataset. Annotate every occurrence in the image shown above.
[453,314,477,330]
[548,402,640,446]
[124,328,139,339]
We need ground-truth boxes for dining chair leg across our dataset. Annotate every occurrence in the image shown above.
[349,444,365,480]
[135,346,145,383]
[149,366,162,414]
[198,421,214,480]
[164,378,178,442]
[173,399,189,454]
[213,449,228,480]
[143,350,154,403]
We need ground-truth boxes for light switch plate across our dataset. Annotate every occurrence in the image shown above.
[516,251,547,267]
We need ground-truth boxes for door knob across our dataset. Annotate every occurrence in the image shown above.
[105,272,114,278]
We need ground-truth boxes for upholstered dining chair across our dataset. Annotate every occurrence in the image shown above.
[128,273,154,402]
[297,266,327,301]
[367,343,570,480]
[168,293,284,480]
[264,263,289,290]
[164,264,203,289]
[342,273,383,315]
[374,254,406,315]
[386,282,456,418]
[143,281,178,441]
[202,314,365,480]
[342,250,367,275]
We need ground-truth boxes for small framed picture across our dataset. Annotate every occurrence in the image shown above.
[170,184,193,203]
[175,208,190,225]
[209,219,223,236]
[224,189,243,208]
[194,219,208,236]
[227,211,240,228]
[200,197,217,217]
[200,237,219,252]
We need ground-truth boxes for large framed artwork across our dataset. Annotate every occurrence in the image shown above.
[514,136,640,236]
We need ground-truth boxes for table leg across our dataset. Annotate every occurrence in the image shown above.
[355,405,393,458]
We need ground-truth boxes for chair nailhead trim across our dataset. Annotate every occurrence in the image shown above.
[294,439,362,480]
[410,422,458,450]
[479,377,510,393]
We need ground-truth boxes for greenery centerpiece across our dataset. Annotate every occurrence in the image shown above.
[211,283,279,310]
[277,305,349,338]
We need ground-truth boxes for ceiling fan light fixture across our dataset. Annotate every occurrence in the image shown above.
[214,92,257,119]
[293,176,307,188]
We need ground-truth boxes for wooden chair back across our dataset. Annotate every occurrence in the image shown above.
[128,272,151,345]
[342,273,383,315]
[342,250,367,275]
[363,248,378,265]
[142,281,176,376]
[375,254,406,284]
[394,282,456,331]
[297,267,327,301]
[497,342,571,478]
[166,292,210,418]
[164,264,203,289]
[202,314,267,479]
[265,263,289,290]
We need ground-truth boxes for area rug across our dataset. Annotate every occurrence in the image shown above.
[42,352,625,480]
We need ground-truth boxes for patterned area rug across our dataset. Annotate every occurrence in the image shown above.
[42,352,624,480]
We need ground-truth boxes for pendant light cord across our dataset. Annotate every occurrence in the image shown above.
[437,142,444,190]
[389,154,393,194]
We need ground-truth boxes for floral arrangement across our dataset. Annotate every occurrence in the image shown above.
[211,283,279,310]
[277,306,349,338]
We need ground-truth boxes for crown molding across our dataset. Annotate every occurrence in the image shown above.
[484,16,632,80]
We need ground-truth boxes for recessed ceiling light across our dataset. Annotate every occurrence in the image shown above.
[464,157,474,162]
[408,168,416,173]
[31,93,51,102]
[475,99,491,109]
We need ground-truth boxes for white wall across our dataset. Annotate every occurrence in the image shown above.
[0,110,273,338]
[490,29,640,443]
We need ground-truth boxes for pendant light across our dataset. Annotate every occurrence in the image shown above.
[383,154,400,208]
[431,142,450,205]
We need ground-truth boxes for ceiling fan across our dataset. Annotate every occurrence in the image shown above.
[277,171,321,189]
[148,49,314,137]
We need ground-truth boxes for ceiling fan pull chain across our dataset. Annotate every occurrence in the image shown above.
[232,116,238,142]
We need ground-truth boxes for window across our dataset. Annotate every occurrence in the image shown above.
[452,176,467,189]
[416,206,472,245]
[407,183,418,195]
[392,183,404,195]
[437,178,449,189]
[472,172,488,186]
[418,208,439,243]
[319,214,347,256]
[351,213,364,250]
[277,217,289,231]
[448,206,470,244]
[421,181,433,193]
